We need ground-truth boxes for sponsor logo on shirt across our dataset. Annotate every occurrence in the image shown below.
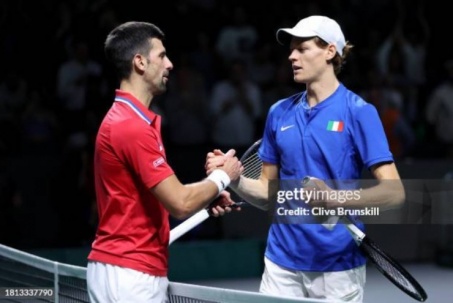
[153,157,165,167]
[280,125,295,131]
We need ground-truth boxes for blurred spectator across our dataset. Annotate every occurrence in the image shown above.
[215,6,258,64]
[380,96,416,159]
[53,1,74,59]
[375,0,429,123]
[189,31,223,91]
[20,88,59,156]
[56,39,104,137]
[164,54,210,183]
[209,58,262,155]
[248,41,276,91]
[425,60,453,158]
[86,2,121,62]
[360,69,416,159]
[375,0,429,86]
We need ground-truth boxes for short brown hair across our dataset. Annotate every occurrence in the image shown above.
[313,37,353,75]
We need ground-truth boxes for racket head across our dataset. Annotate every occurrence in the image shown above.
[361,236,427,302]
[240,139,262,180]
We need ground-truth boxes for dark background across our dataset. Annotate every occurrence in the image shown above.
[1,0,453,257]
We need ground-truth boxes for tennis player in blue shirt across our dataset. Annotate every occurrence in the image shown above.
[206,15,405,302]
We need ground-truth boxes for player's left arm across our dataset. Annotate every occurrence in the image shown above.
[341,101,405,210]
[357,162,405,210]
[307,162,405,211]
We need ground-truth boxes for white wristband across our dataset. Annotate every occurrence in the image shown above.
[206,169,231,194]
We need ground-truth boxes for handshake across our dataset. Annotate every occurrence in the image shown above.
[203,148,244,216]
[205,148,244,183]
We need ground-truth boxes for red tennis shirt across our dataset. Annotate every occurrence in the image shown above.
[88,90,174,276]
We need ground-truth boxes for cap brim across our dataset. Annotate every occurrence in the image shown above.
[276,28,317,46]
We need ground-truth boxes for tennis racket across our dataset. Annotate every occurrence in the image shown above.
[301,177,427,301]
[340,215,427,302]
[169,139,262,245]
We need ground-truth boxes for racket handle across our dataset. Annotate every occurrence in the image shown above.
[322,215,340,230]
[229,201,246,208]
[169,209,210,245]
[340,216,366,245]
[302,176,339,230]
[169,202,246,245]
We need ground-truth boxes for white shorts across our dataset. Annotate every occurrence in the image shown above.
[259,257,366,302]
[86,261,169,303]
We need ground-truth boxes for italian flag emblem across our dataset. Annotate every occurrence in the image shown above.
[327,120,344,132]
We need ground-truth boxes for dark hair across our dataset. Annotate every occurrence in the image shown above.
[104,21,165,80]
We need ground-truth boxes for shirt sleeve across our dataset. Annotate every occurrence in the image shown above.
[113,120,174,189]
[352,103,394,169]
[258,106,280,164]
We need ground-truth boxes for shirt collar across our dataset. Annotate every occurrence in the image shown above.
[114,89,158,125]
[300,83,344,110]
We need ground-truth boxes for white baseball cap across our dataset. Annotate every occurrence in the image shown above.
[276,15,346,56]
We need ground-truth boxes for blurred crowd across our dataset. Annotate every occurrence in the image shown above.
[1,0,453,249]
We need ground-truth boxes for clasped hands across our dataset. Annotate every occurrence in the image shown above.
[205,148,243,217]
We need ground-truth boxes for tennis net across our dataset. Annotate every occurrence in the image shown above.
[0,243,330,302]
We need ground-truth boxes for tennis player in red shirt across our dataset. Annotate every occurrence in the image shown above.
[86,21,243,303]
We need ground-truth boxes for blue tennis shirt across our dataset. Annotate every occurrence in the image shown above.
[259,83,393,271]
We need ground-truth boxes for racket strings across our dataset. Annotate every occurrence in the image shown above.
[368,248,416,292]
[242,152,262,180]
[362,241,424,300]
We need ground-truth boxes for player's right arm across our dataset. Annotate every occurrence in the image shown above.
[231,163,277,211]
[151,157,243,220]
[114,119,242,220]
[205,150,277,211]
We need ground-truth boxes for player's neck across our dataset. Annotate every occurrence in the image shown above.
[119,80,153,108]
[305,76,340,107]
